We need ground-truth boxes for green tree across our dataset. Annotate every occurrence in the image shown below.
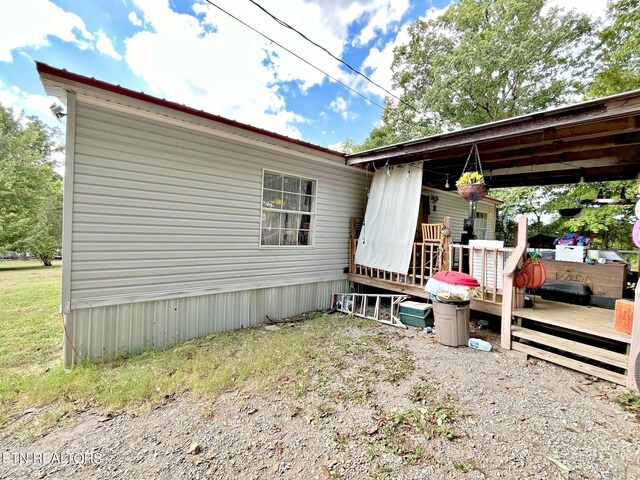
[0,104,63,266]
[589,0,640,97]
[494,181,636,250]
[493,185,561,237]
[544,181,635,250]
[356,0,593,148]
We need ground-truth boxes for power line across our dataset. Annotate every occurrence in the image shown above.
[202,0,387,112]
[247,0,417,113]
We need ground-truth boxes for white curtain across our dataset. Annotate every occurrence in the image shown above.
[355,162,423,273]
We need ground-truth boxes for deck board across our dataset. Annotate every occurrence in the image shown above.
[512,342,627,385]
[348,274,430,298]
[511,326,628,369]
[513,299,630,344]
[348,274,503,316]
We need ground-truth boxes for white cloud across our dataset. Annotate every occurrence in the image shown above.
[327,141,345,152]
[119,0,413,137]
[359,5,456,102]
[329,96,348,113]
[128,11,143,26]
[95,29,122,60]
[0,0,92,62]
[122,0,402,138]
[361,20,411,100]
[547,0,607,20]
[0,80,58,124]
[354,0,410,46]
[329,95,357,120]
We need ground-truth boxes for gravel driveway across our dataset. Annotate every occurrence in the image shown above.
[1,317,639,480]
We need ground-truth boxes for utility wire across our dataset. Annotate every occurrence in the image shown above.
[202,0,387,111]
[247,0,417,113]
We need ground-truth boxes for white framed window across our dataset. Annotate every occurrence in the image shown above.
[260,170,316,247]
[475,212,488,240]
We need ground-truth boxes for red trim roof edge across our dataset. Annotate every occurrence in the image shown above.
[36,62,344,158]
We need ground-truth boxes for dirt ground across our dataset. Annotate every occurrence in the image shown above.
[1,317,639,480]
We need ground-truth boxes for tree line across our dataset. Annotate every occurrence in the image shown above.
[0,106,62,266]
[346,0,639,249]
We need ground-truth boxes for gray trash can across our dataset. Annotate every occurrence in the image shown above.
[432,301,470,347]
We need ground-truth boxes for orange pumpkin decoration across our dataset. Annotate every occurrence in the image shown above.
[514,253,547,289]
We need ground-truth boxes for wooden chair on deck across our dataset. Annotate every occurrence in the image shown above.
[421,223,443,277]
[422,223,442,244]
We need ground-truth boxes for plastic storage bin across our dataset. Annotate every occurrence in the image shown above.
[399,301,432,328]
[432,301,470,347]
[555,245,587,263]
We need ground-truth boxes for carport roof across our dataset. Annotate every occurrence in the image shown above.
[346,91,640,189]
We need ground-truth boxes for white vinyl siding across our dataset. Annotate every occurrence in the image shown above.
[423,187,497,242]
[69,100,365,306]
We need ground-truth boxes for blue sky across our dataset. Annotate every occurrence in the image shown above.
[0,0,604,150]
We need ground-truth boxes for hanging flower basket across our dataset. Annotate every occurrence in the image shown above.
[456,170,488,200]
[456,145,489,200]
[457,182,489,200]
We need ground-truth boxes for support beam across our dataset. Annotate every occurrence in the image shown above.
[628,284,640,391]
[501,216,528,350]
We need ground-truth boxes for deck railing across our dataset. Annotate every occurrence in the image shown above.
[350,241,443,286]
[500,217,529,349]
[350,240,518,303]
[449,244,514,304]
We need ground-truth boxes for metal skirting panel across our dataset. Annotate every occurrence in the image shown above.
[63,279,347,365]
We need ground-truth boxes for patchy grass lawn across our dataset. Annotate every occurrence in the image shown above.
[0,260,62,375]
[0,262,424,441]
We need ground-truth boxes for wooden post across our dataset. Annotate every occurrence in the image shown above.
[412,243,417,285]
[501,216,528,350]
[418,243,423,286]
[349,218,357,274]
[628,283,640,391]
[480,247,486,298]
[492,248,498,302]
[441,216,451,271]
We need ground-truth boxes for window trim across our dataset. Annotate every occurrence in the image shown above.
[259,168,318,249]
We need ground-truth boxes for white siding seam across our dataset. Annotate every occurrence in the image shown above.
[76,95,354,170]
[61,92,76,314]
[69,273,348,310]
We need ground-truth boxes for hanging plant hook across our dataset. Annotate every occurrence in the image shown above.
[456,144,488,200]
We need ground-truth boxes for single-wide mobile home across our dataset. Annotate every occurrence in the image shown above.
[37,63,366,365]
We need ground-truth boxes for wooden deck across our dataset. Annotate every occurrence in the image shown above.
[513,299,630,343]
[348,273,503,316]
[512,299,631,385]
[347,216,639,391]
[350,270,632,385]
[348,273,429,299]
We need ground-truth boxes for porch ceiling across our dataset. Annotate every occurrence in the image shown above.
[346,91,640,189]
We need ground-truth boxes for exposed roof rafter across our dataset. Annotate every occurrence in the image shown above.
[347,91,640,189]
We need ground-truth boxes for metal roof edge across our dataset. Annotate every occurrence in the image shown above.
[35,62,345,159]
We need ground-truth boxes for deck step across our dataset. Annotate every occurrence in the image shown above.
[511,326,628,369]
[513,300,631,344]
[512,342,628,386]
